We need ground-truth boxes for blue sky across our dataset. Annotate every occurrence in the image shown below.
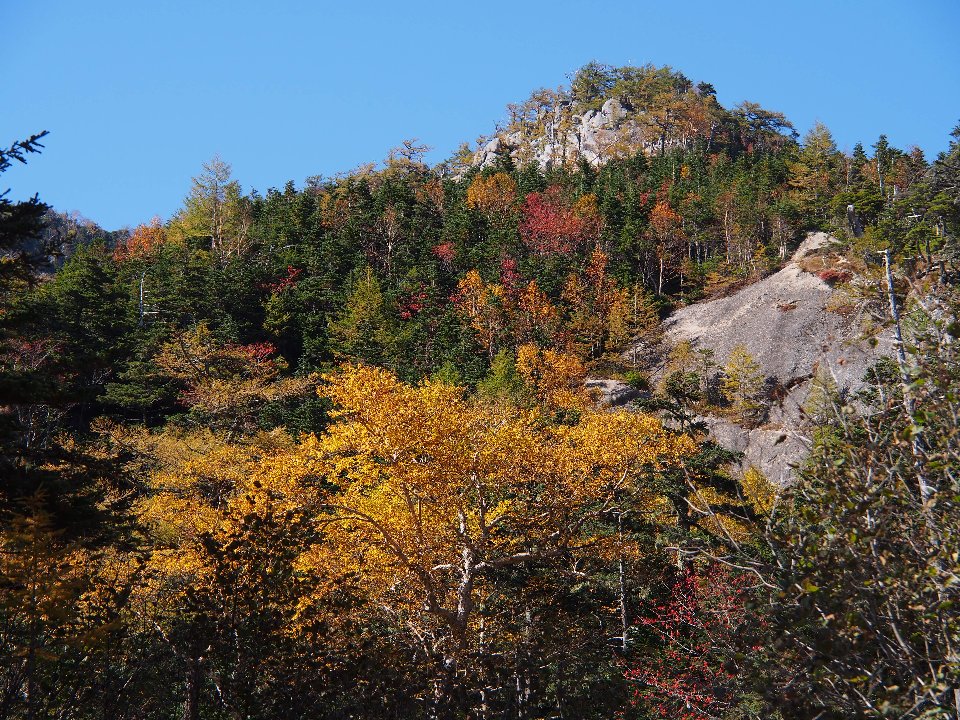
[3,0,959,230]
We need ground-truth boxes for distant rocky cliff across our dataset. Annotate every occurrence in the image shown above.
[13,210,123,274]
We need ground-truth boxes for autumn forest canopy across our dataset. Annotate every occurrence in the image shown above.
[1,63,960,719]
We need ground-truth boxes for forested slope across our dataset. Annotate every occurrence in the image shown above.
[1,65,958,719]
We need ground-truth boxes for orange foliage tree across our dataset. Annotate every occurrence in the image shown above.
[113,217,167,262]
[647,200,686,295]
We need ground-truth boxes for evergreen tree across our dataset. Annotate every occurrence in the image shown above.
[721,344,765,423]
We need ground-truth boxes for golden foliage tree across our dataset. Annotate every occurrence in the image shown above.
[167,156,251,262]
[111,424,329,720]
[466,172,517,221]
[299,364,696,682]
[562,248,633,362]
[452,269,505,359]
[515,342,590,411]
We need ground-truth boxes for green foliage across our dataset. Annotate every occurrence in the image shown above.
[3,77,959,720]
[761,286,960,718]
[721,344,766,423]
[0,133,50,297]
[327,266,398,367]
[475,348,524,401]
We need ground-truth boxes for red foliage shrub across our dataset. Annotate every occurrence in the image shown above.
[817,268,852,285]
[625,564,760,719]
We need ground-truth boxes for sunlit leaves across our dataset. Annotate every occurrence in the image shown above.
[112,217,168,262]
[466,171,517,219]
[153,322,315,433]
[520,186,599,256]
[301,364,696,658]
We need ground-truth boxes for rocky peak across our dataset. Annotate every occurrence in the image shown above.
[474,96,682,170]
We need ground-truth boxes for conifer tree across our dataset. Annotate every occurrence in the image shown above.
[721,344,765,423]
[327,267,398,367]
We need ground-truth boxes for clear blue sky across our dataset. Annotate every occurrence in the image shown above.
[3,0,959,230]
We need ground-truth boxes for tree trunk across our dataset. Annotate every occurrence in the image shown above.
[181,657,201,720]
[618,512,628,651]
[881,249,932,503]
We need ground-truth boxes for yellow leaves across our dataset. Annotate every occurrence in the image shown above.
[453,270,504,357]
[310,364,698,631]
[571,192,602,240]
[454,269,562,354]
[0,508,134,658]
[549,411,697,512]
[572,192,600,219]
[513,279,559,345]
[515,343,590,410]
[416,177,445,213]
[119,425,324,624]
[741,465,777,516]
[561,248,637,362]
[136,492,218,546]
[517,280,556,323]
[319,365,492,509]
[466,172,517,218]
[700,513,756,546]
[317,188,352,232]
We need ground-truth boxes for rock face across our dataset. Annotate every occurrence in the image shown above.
[7,210,124,275]
[474,98,680,170]
[586,377,640,406]
[665,233,889,389]
[597,232,894,485]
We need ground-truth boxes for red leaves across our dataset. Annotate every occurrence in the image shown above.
[237,341,279,365]
[264,266,302,294]
[816,268,852,285]
[499,257,521,297]
[520,186,592,256]
[432,241,456,267]
[398,288,428,320]
[625,565,758,719]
